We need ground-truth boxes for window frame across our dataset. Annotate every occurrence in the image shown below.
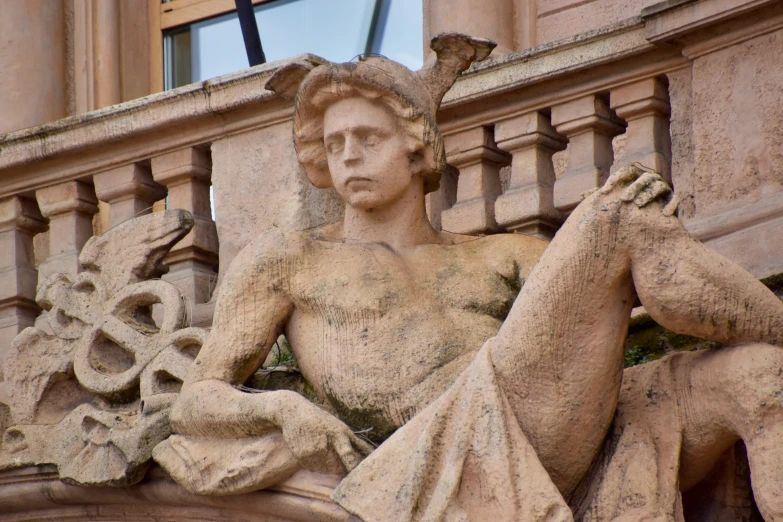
[160,0,275,31]
[150,0,273,91]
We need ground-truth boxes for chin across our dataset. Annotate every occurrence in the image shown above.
[346,196,386,210]
[341,190,387,210]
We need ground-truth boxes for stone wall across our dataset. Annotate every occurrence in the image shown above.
[536,0,661,44]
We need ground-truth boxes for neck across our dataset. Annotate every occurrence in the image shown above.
[340,183,439,250]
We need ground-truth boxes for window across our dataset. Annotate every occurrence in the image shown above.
[163,0,423,90]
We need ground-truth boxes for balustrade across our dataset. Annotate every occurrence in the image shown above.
[440,126,510,235]
[151,147,219,305]
[35,181,99,281]
[432,83,672,236]
[0,35,686,357]
[551,94,627,213]
[93,163,166,228]
[494,111,567,240]
[610,77,672,181]
[0,197,46,363]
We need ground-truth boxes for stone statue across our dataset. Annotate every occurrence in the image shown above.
[3,33,783,522]
[152,33,783,521]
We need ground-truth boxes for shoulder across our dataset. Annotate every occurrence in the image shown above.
[461,232,548,258]
[464,233,549,278]
[489,233,548,259]
[239,227,318,260]
[223,228,317,283]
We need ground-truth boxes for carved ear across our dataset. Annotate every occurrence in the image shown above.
[265,61,316,100]
[417,33,497,107]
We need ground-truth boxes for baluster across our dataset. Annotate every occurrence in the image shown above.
[440,126,510,234]
[495,110,568,239]
[610,77,672,182]
[0,197,47,358]
[552,94,626,212]
[93,163,166,228]
[151,147,219,304]
[36,181,99,280]
[425,165,458,231]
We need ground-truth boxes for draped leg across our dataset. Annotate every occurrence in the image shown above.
[489,180,783,497]
[335,172,783,520]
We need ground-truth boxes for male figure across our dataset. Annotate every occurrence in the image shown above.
[159,35,783,521]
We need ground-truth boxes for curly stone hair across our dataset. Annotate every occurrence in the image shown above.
[265,34,497,195]
[292,57,445,194]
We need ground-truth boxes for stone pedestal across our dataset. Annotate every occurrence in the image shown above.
[610,77,672,182]
[35,181,99,281]
[494,111,568,239]
[552,95,626,213]
[440,127,510,235]
[94,164,166,229]
[0,198,47,365]
[151,148,218,304]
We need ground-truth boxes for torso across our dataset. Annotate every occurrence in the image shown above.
[277,229,546,442]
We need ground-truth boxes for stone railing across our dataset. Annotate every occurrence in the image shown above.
[0,55,339,361]
[428,0,783,281]
[3,0,783,363]
[0,0,782,518]
[431,20,677,239]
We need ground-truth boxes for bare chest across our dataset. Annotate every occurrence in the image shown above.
[286,240,519,321]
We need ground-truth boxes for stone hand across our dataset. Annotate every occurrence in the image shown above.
[279,399,374,475]
[600,164,679,216]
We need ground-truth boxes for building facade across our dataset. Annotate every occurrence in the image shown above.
[0,0,782,519]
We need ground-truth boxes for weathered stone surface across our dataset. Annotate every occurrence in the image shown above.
[0,209,207,487]
[687,27,783,219]
[161,33,783,522]
[537,0,661,45]
[211,123,344,287]
[674,26,783,279]
[1,15,782,520]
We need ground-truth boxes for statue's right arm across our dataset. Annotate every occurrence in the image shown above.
[170,230,303,439]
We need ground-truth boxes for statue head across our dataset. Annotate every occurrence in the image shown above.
[266,33,496,200]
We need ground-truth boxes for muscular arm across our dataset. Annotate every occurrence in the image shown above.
[170,231,373,472]
[171,231,302,438]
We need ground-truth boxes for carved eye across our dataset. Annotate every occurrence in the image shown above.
[326,141,343,154]
[364,134,380,147]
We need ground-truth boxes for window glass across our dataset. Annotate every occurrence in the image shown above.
[371,0,422,69]
[253,0,377,64]
[165,0,423,90]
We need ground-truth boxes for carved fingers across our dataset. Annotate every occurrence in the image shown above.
[600,164,645,194]
[333,430,372,472]
[281,405,371,475]
[600,163,679,216]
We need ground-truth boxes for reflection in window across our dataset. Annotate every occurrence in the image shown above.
[164,0,423,90]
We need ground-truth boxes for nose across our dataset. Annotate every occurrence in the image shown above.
[342,135,362,164]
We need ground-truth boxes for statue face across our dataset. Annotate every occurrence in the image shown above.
[323,97,419,210]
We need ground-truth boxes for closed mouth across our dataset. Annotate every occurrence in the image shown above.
[345,177,374,184]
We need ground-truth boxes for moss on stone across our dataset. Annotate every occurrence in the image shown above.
[624,272,783,368]
[624,323,720,368]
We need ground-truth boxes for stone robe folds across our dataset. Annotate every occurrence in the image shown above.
[155,342,573,521]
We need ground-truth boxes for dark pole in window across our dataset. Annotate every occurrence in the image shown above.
[364,0,388,57]
[234,0,266,66]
